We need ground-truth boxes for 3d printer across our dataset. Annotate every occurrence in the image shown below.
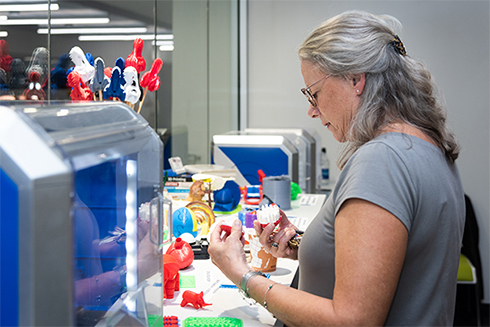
[0,102,163,327]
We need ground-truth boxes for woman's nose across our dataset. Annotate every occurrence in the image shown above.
[308,105,318,118]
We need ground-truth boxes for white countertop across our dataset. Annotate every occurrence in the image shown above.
[144,193,326,326]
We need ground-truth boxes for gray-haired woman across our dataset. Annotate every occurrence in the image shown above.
[208,10,465,326]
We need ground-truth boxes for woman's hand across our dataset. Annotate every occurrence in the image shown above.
[254,209,299,260]
[208,219,251,285]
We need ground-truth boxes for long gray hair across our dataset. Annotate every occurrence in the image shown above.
[298,10,459,168]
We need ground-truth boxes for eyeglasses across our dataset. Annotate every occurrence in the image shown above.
[300,74,330,107]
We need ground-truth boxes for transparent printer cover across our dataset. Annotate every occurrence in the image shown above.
[1,101,163,326]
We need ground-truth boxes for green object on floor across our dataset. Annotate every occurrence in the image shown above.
[183,317,243,327]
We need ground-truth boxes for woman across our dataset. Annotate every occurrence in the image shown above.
[208,10,465,326]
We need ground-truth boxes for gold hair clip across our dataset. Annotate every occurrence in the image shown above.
[392,35,407,56]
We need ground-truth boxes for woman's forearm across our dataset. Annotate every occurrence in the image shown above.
[244,275,342,327]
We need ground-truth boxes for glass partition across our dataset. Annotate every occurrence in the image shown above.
[0,1,239,325]
[0,0,238,165]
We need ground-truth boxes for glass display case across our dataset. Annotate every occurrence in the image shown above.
[0,101,163,327]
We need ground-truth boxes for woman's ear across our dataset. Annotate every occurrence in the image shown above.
[352,73,365,95]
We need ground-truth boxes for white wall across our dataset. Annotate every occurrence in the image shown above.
[247,0,490,303]
[172,1,239,165]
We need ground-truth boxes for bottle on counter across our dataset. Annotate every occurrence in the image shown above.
[320,147,330,189]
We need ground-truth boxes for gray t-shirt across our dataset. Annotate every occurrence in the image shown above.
[299,132,465,326]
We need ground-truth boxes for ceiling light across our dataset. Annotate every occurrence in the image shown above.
[154,41,174,46]
[78,34,173,41]
[38,27,148,35]
[157,35,174,40]
[0,31,7,37]
[0,3,59,12]
[159,45,174,52]
[0,17,110,25]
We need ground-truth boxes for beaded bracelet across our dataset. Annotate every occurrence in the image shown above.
[263,283,276,309]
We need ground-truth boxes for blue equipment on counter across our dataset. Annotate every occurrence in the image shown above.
[211,132,298,187]
[244,128,319,193]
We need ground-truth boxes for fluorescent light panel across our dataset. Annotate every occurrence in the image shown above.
[0,3,59,12]
[0,17,110,25]
[154,41,174,46]
[159,45,174,52]
[79,34,173,41]
[38,27,148,35]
